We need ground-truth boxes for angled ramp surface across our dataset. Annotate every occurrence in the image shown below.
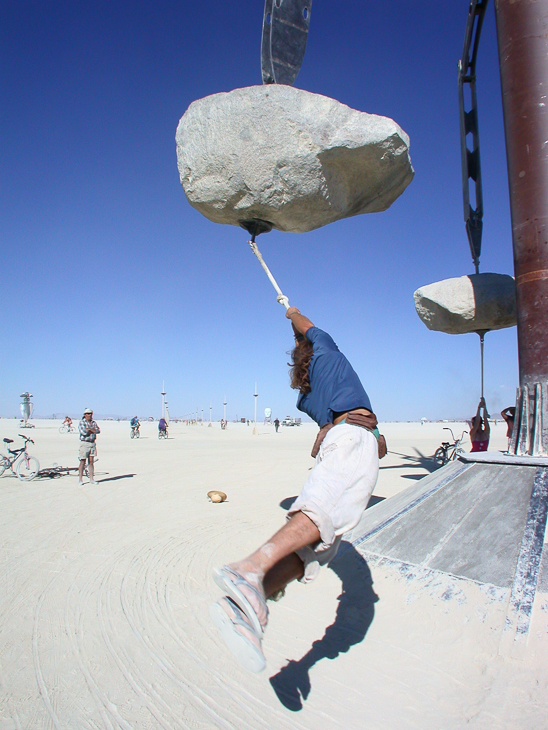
[347,460,539,588]
[344,460,548,656]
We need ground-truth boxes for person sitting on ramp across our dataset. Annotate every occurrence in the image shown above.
[210,306,382,672]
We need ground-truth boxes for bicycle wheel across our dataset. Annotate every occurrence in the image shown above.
[433,447,448,468]
[135,430,140,439]
[59,425,67,434]
[0,457,8,477]
[130,429,135,439]
[16,455,40,481]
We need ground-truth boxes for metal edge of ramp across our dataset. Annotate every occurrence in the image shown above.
[499,466,548,658]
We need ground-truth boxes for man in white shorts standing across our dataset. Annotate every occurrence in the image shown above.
[210,307,380,672]
[78,408,100,486]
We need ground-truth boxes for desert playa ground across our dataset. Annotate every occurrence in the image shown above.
[0,419,546,729]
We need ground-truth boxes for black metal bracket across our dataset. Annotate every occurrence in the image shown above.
[458,0,489,274]
[239,218,273,242]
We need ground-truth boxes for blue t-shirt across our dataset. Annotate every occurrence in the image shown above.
[296,327,372,427]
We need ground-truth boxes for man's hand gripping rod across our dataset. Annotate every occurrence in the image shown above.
[248,240,290,309]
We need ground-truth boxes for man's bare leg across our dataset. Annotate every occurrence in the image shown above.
[264,553,304,598]
[78,459,86,481]
[226,512,320,627]
[88,456,95,482]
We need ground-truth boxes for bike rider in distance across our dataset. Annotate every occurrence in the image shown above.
[158,417,168,438]
[63,415,73,429]
[130,416,140,436]
[469,397,490,452]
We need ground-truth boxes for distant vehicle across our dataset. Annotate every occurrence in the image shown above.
[281,416,301,427]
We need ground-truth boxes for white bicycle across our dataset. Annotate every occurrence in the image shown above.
[0,434,40,481]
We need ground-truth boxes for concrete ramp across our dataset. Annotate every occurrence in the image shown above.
[344,459,548,655]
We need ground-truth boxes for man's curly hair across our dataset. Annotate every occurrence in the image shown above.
[289,338,314,394]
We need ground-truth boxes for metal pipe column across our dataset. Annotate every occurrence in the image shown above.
[495,0,548,455]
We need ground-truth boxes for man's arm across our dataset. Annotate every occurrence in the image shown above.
[285,307,314,335]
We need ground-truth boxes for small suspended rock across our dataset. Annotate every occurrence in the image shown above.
[414,273,516,334]
[208,490,227,503]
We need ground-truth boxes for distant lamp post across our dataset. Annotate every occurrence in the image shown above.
[201,408,204,425]
[209,404,212,427]
[253,383,258,435]
[223,397,227,423]
[161,382,168,423]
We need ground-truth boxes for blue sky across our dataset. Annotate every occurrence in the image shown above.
[1,0,518,421]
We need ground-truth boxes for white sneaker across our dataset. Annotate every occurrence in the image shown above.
[89,480,98,485]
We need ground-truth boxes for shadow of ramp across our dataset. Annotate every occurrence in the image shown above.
[269,541,378,711]
[382,447,438,474]
[279,496,298,511]
[280,494,385,512]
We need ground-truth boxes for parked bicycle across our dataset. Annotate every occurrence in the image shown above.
[433,428,468,468]
[0,434,40,481]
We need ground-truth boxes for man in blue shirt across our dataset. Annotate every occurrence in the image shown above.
[210,307,380,673]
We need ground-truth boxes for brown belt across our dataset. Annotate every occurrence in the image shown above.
[311,410,381,458]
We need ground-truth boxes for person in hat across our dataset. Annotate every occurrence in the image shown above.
[78,408,100,485]
[210,306,381,672]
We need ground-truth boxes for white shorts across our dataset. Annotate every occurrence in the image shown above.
[288,423,379,583]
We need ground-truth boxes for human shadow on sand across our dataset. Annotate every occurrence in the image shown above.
[96,474,136,483]
[269,540,378,711]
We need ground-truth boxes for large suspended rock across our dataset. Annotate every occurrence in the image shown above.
[414,273,516,334]
[176,85,414,234]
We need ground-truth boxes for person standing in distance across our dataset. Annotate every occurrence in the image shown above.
[500,406,516,451]
[78,408,100,485]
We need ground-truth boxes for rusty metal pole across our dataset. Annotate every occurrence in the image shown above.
[495,0,548,456]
